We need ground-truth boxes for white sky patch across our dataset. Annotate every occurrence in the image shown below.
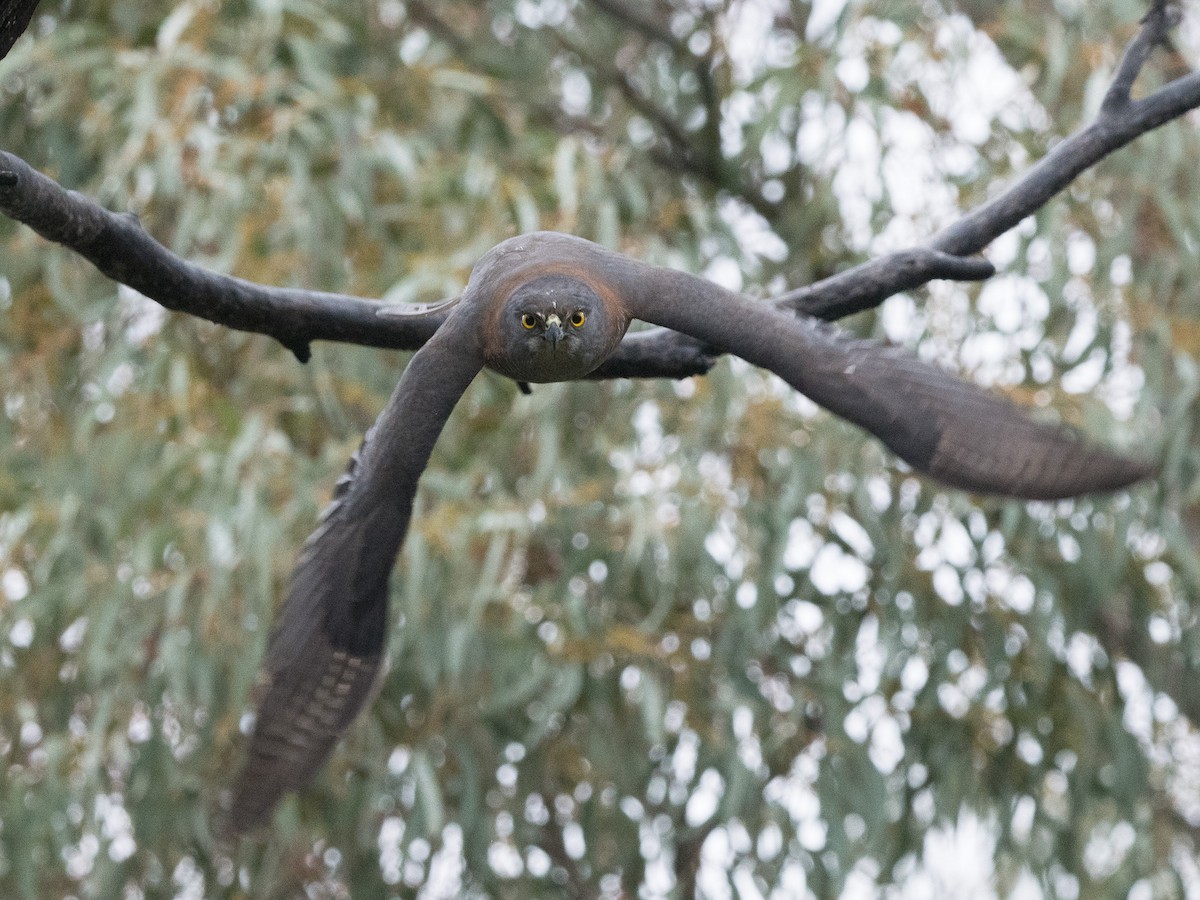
[421,825,464,897]
[59,616,88,652]
[933,16,1046,140]
[2,567,29,601]
[806,0,849,41]
[1117,661,1155,747]
[1096,319,1145,421]
[1062,303,1100,363]
[723,0,800,83]
[778,599,825,649]
[118,284,167,346]
[976,275,1050,338]
[97,794,136,863]
[720,196,789,263]
[797,90,847,169]
[830,512,873,559]
[560,67,591,117]
[764,748,826,852]
[1060,349,1107,395]
[831,114,883,251]
[9,618,33,648]
[914,510,975,571]
[907,812,997,898]
[853,615,884,694]
[171,856,205,900]
[379,816,406,884]
[686,768,725,827]
[720,89,757,158]
[702,256,745,293]
[879,293,925,344]
[783,518,821,571]
[878,110,952,221]
[808,542,869,595]
[836,54,869,93]
[705,513,747,580]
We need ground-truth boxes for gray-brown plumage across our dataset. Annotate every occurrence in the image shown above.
[227,232,1154,831]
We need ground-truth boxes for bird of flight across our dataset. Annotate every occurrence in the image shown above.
[227,231,1154,831]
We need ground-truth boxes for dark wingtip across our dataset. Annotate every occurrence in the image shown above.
[222,777,287,836]
[1028,445,1160,500]
[218,799,266,839]
[224,627,385,837]
[1095,454,1160,494]
[1034,461,1157,501]
[926,444,1159,502]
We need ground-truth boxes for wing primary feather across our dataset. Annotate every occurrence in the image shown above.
[226,312,482,833]
[629,266,1155,499]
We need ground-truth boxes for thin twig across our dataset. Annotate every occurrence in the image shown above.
[1103,0,1174,113]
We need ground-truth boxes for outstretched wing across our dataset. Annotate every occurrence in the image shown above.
[632,269,1154,499]
[227,312,483,832]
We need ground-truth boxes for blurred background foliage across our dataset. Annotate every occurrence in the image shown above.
[0,0,1199,896]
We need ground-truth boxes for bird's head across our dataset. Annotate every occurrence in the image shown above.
[485,272,625,382]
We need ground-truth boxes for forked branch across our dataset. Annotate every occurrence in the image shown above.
[0,2,1195,380]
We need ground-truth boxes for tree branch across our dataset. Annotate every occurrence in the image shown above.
[0,148,718,378]
[0,152,436,363]
[0,5,1197,384]
[932,3,1192,257]
[1103,0,1179,115]
[0,0,39,60]
[639,2,1200,361]
[773,250,996,321]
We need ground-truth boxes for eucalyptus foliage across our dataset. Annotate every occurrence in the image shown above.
[0,1,1198,897]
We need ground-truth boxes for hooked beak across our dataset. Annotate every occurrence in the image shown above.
[544,314,564,349]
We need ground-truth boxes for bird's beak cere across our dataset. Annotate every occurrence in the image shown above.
[544,313,564,349]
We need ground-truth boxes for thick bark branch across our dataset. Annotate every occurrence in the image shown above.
[0,149,719,375]
[0,4,1196,383]
[0,153,437,363]
[0,0,39,59]
[773,250,996,321]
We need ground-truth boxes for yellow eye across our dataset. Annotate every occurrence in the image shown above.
[521,314,538,330]
[569,311,586,327]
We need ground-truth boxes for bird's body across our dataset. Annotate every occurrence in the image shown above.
[226,232,1155,832]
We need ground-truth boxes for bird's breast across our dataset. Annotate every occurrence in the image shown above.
[485,336,602,383]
